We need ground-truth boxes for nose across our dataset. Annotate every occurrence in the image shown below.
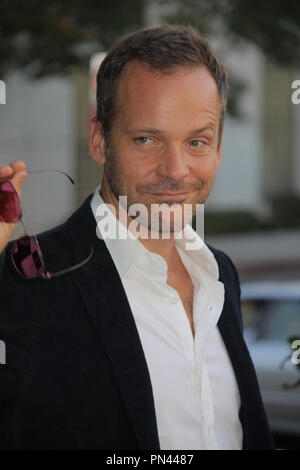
[156,144,189,181]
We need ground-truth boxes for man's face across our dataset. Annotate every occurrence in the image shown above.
[100,61,223,233]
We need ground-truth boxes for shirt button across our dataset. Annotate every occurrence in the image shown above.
[168,297,178,304]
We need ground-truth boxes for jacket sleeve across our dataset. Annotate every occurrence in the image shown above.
[0,246,31,448]
[0,251,5,280]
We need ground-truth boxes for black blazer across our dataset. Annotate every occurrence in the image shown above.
[0,195,275,450]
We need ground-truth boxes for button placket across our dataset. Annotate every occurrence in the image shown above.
[167,289,196,365]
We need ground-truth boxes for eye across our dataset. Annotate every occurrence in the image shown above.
[135,137,152,145]
[188,140,204,148]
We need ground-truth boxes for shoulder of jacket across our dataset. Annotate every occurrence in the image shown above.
[206,242,240,283]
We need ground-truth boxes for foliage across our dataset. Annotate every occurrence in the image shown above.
[270,194,300,229]
[200,209,269,235]
[1,0,300,79]
[1,0,299,120]
[160,0,300,66]
[199,194,300,235]
[0,0,144,77]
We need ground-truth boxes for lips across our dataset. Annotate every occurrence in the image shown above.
[150,192,188,201]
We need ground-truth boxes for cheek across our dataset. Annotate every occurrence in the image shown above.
[126,155,155,181]
[191,156,218,180]
[117,157,149,194]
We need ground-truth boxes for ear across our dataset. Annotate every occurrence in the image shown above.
[89,118,106,165]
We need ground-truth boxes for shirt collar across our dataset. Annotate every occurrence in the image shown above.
[90,185,220,282]
[91,185,149,278]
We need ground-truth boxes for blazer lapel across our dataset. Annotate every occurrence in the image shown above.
[67,196,160,450]
[217,287,253,406]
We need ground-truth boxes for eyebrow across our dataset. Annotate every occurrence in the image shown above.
[129,125,214,135]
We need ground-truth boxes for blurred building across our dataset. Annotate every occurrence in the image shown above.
[0,71,77,237]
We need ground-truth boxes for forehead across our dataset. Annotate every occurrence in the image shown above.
[114,61,221,130]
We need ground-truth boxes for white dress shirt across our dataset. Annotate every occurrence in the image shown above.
[91,186,243,450]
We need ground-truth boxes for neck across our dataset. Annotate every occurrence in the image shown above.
[139,235,176,266]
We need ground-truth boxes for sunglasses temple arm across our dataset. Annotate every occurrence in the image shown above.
[27,169,75,185]
[49,246,94,278]
[20,207,44,263]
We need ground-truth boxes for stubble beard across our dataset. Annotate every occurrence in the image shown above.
[103,145,215,235]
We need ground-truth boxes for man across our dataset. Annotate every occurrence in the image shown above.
[0,25,274,450]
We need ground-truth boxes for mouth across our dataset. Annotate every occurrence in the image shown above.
[148,192,189,202]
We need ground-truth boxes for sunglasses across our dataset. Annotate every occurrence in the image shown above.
[0,169,93,280]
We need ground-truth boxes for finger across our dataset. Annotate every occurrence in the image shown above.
[0,161,28,197]
[10,160,26,173]
[0,161,26,179]
[0,164,14,179]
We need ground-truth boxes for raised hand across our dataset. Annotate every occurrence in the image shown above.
[0,161,27,253]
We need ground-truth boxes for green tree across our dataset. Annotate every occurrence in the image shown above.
[1,0,299,118]
[160,0,300,66]
[158,0,299,117]
[0,0,144,77]
[1,0,299,76]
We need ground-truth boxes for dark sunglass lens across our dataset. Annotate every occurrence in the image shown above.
[11,236,44,279]
[0,181,22,223]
